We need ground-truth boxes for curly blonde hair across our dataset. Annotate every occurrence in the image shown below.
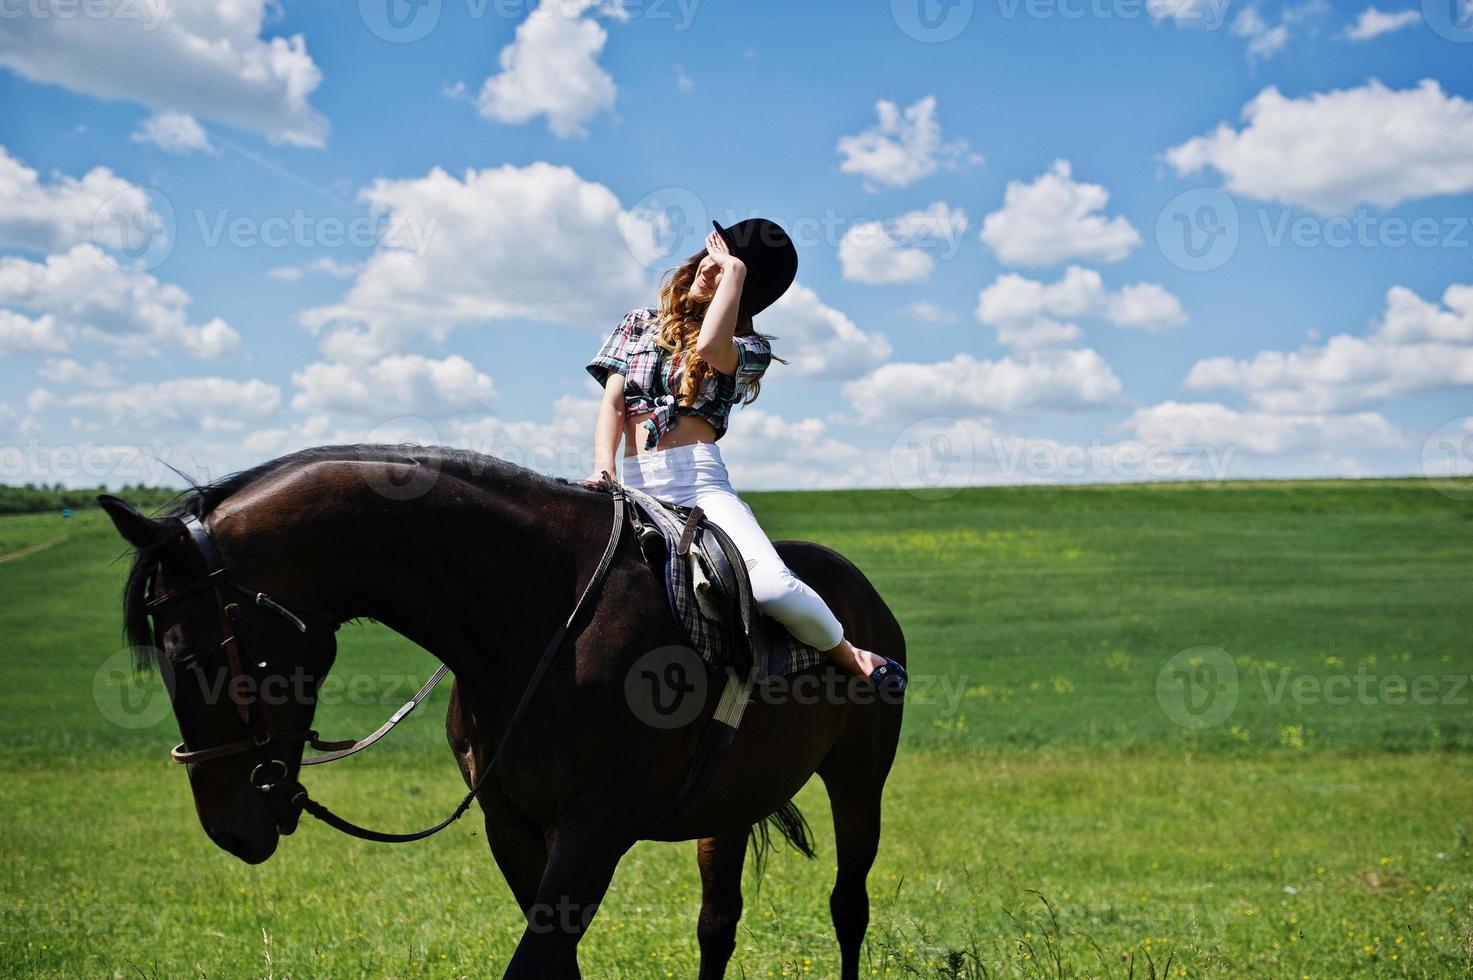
[654,250,779,408]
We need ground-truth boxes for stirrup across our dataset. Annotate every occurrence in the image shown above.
[866,657,907,696]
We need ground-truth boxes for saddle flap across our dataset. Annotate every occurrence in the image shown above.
[691,553,727,622]
[695,521,757,641]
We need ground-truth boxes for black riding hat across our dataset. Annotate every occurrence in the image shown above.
[710,218,797,318]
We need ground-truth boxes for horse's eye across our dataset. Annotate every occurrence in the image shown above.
[164,623,200,670]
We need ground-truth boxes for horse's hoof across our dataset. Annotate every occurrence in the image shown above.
[867,657,907,696]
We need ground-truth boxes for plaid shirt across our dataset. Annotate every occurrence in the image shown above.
[586,307,773,450]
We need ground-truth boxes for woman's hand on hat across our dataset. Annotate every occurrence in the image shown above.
[705,230,745,272]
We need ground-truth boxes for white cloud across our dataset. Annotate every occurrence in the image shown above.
[291,354,498,417]
[38,357,119,388]
[1376,283,1473,343]
[430,391,602,480]
[1189,336,1473,412]
[0,0,326,147]
[1126,400,1407,455]
[0,309,67,354]
[979,160,1141,267]
[975,271,1085,349]
[1342,7,1423,40]
[246,389,604,484]
[1164,80,1473,213]
[1185,282,1473,411]
[717,408,868,490]
[266,257,361,282]
[299,162,652,360]
[1106,283,1187,330]
[976,266,1185,349]
[130,111,213,154]
[1232,8,1290,63]
[476,0,618,138]
[837,202,968,284]
[0,145,157,254]
[844,348,1124,423]
[0,244,239,358]
[836,96,979,191]
[904,301,959,323]
[66,376,281,431]
[759,283,892,379]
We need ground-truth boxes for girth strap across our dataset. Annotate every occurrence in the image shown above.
[646,665,758,834]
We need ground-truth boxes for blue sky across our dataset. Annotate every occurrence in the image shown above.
[2,0,1472,491]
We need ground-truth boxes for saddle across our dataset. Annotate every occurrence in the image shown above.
[620,484,823,679]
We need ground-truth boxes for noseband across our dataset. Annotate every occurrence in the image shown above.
[145,481,627,843]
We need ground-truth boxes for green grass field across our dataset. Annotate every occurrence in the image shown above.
[2,480,1471,977]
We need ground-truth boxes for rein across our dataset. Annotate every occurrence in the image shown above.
[148,481,627,844]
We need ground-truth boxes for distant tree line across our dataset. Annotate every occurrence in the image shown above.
[0,483,181,515]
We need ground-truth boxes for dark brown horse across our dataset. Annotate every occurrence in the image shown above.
[100,445,905,978]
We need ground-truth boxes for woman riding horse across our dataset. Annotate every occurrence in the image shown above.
[584,217,905,693]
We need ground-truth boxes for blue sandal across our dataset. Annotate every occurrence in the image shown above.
[867,657,907,696]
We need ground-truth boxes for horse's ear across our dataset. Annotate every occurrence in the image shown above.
[98,494,167,550]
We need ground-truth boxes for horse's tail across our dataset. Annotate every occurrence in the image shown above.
[748,799,816,882]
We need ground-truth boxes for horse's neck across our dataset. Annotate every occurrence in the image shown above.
[232,463,607,684]
[354,481,605,683]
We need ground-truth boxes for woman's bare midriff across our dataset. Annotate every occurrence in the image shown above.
[622,411,717,457]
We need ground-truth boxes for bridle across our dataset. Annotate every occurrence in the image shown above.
[147,513,351,772]
[145,481,627,843]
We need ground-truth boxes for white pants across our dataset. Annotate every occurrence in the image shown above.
[621,442,846,651]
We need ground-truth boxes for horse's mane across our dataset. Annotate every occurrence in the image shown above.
[119,443,603,667]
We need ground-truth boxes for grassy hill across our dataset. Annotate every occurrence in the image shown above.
[1,479,1470,976]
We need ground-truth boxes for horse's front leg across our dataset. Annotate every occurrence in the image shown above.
[502,818,633,980]
[481,785,548,917]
